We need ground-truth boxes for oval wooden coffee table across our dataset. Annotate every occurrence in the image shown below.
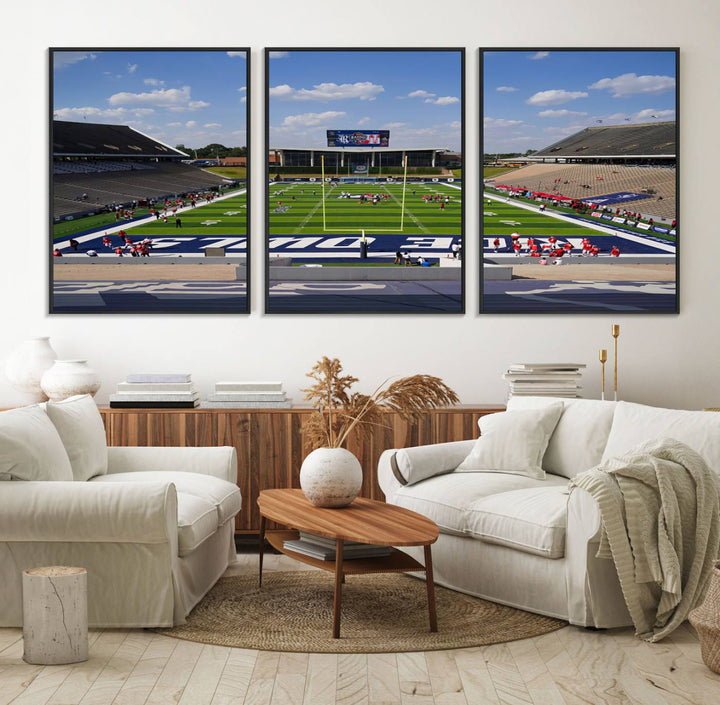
[257,488,439,639]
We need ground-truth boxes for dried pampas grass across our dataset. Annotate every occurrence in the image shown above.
[302,356,459,450]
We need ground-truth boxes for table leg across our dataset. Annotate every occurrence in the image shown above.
[258,515,266,588]
[424,544,438,633]
[332,539,344,639]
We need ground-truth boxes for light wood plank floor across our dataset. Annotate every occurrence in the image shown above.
[1,553,718,705]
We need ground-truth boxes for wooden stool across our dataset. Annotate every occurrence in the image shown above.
[22,566,88,665]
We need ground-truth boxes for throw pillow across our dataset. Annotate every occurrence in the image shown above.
[45,394,108,481]
[392,440,476,485]
[456,404,564,479]
[0,405,73,481]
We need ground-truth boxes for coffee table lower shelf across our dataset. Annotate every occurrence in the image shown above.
[265,529,425,574]
[260,529,437,638]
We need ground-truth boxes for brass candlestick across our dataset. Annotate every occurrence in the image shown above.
[599,349,607,401]
[611,324,620,401]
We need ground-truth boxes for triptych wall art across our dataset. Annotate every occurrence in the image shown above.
[49,47,678,315]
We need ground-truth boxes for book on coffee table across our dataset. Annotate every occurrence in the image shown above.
[282,538,393,561]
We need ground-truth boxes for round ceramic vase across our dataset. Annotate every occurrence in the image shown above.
[5,337,58,402]
[40,360,101,402]
[299,447,363,508]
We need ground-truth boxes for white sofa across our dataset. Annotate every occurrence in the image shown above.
[0,395,241,628]
[378,397,720,628]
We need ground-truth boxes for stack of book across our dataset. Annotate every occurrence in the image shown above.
[200,381,291,408]
[283,531,393,561]
[502,363,585,399]
[109,373,199,408]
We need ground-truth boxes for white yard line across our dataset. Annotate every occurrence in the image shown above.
[484,191,676,253]
[55,187,247,248]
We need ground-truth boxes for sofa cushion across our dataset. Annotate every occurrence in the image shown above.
[392,440,476,486]
[508,396,616,478]
[91,471,241,525]
[45,395,108,481]
[601,402,720,476]
[393,471,568,536]
[0,405,73,481]
[176,492,220,556]
[465,486,570,558]
[456,404,563,479]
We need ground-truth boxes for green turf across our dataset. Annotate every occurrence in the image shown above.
[206,166,247,179]
[122,191,248,238]
[484,197,622,238]
[484,191,675,242]
[483,166,519,179]
[53,209,154,239]
[268,182,461,235]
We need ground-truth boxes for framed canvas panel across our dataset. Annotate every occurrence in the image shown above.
[50,48,250,314]
[265,47,464,314]
[481,48,679,314]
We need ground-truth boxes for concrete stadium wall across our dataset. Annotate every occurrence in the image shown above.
[1,0,719,411]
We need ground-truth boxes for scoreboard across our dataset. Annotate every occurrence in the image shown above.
[327,130,390,147]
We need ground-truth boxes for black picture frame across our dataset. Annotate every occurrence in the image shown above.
[49,47,251,314]
[264,47,465,314]
[480,47,679,315]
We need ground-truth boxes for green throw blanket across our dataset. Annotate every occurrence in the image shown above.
[570,438,720,641]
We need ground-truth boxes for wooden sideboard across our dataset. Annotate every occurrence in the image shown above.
[99,405,504,533]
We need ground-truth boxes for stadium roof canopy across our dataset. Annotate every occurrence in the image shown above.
[270,146,452,153]
[529,121,676,160]
[53,120,188,158]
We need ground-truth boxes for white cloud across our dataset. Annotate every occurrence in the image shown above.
[167,121,182,127]
[127,63,138,74]
[282,110,347,128]
[108,86,209,112]
[53,106,154,121]
[240,96,247,104]
[484,117,524,128]
[269,81,384,101]
[588,73,676,98]
[526,89,588,106]
[185,120,197,129]
[53,52,96,70]
[634,108,675,121]
[144,78,165,86]
[227,51,247,58]
[204,123,221,128]
[530,51,549,61]
[425,96,460,105]
[384,122,406,128]
[357,116,370,125]
[408,89,436,99]
[496,86,518,92]
[238,86,247,92]
[538,109,588,118]
[269,51,289,59]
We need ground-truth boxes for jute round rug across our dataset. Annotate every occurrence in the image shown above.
[155,571,565,653]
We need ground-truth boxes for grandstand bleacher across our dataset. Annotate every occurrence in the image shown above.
[488,163,676,220]
[531,122,676,160]
[52,120,239,220]
[490,121,677,220]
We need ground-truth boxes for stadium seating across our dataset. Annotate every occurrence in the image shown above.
[53,162,233,219]
[489,163,676,220]
[533,122,676,159]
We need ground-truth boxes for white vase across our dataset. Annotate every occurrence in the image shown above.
[299,447,363,508]
[4,337,58,402]
[40,360,101,402]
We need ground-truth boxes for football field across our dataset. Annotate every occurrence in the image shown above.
[53,190,248,255]
[268,181,461,236]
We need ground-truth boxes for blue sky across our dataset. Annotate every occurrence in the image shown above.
[52,50,247,150]
[268,50,462,151]
[484,50,677,154]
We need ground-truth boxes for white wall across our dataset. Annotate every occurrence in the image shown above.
[2,0,719,410]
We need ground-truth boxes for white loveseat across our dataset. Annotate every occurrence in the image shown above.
[0,395,241,628]
[378,397,720,628]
